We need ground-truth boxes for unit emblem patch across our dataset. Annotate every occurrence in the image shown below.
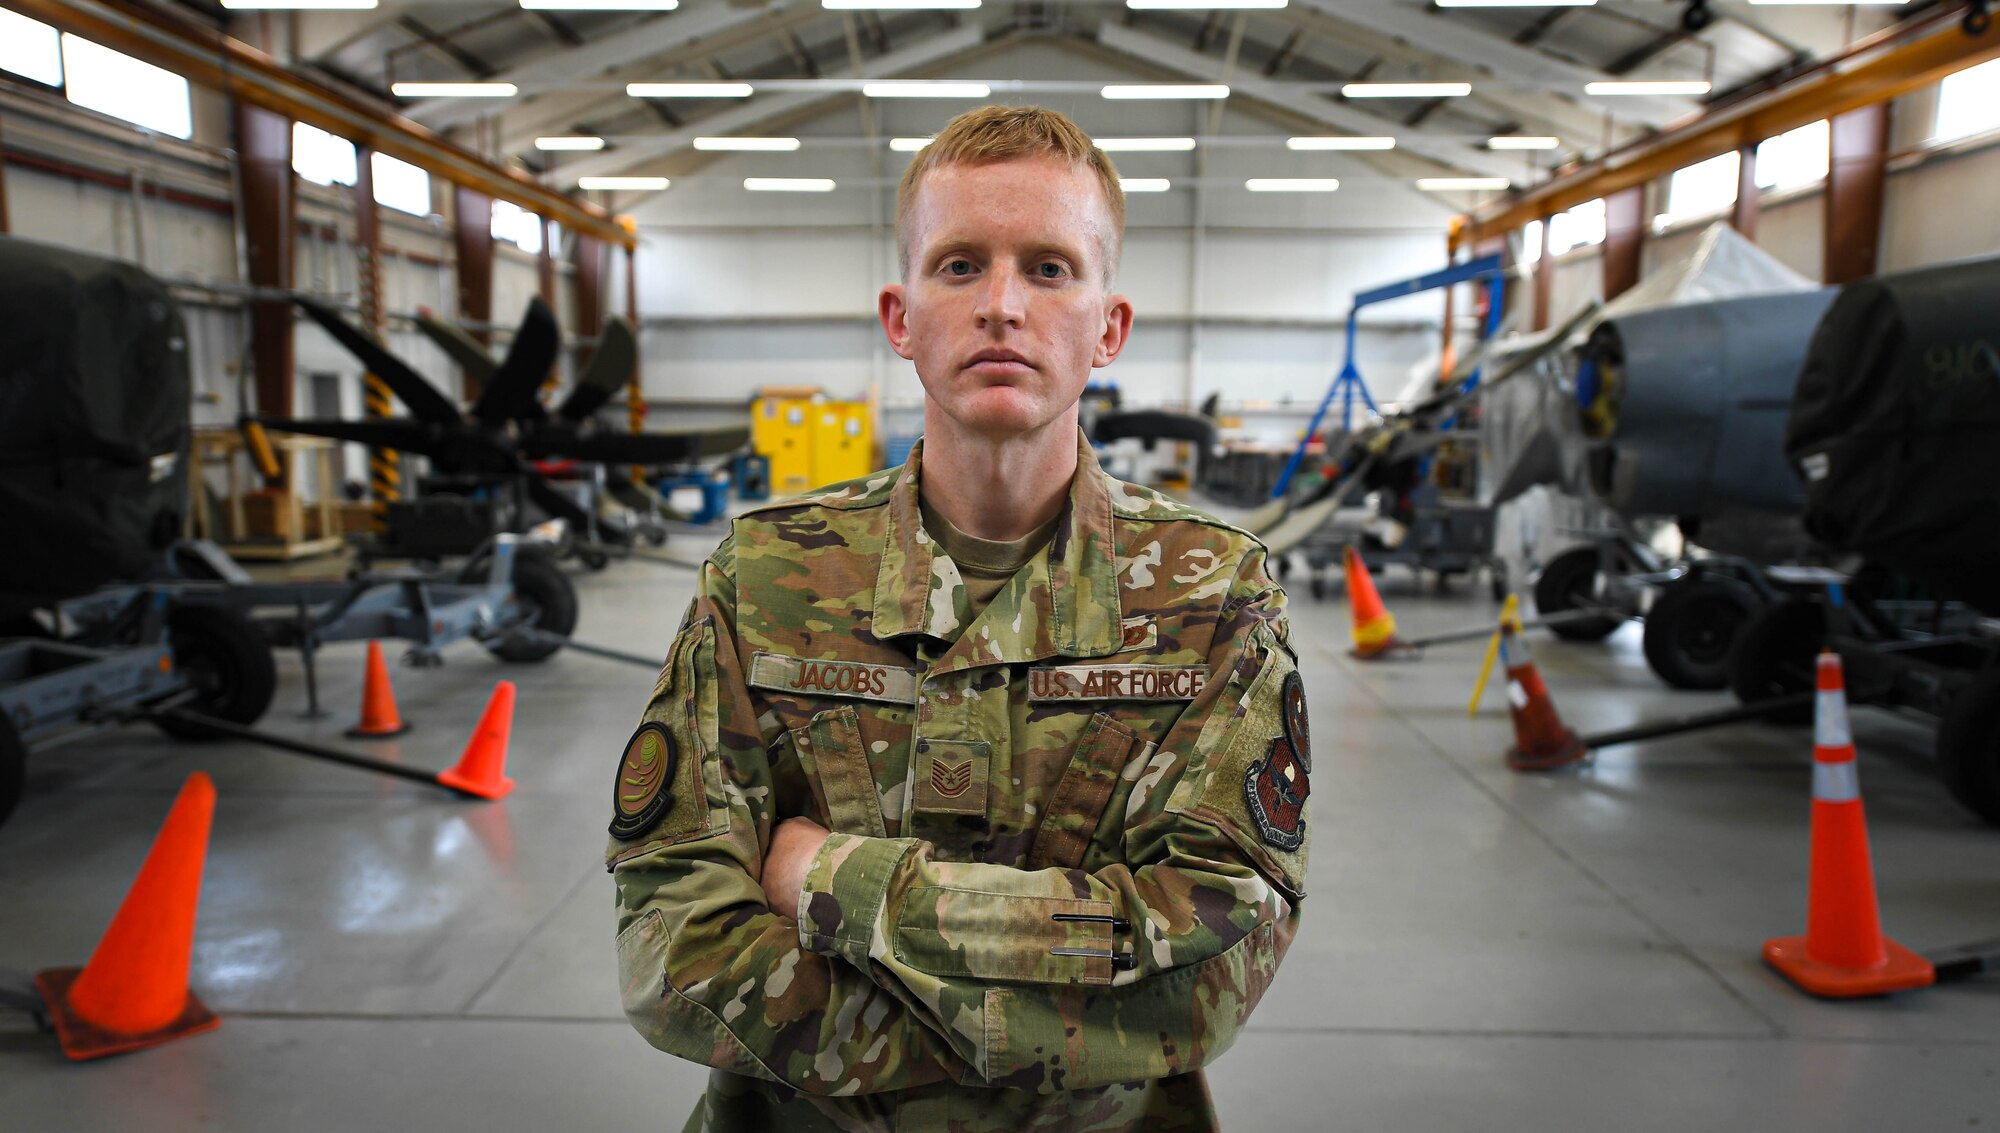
[1244,671,1310,850]
[609,722,677,841]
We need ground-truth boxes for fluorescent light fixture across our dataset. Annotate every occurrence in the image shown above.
[1094,137,1197,152]
[825,0,979,7]
[1126,0,1288,8]
[745,177,836,191]
[1585,80,1711,95]
[578,176,669,190]
[627,82,754,98]
[1417,177,1510,191]
[693,136,801,151]
[1436,0,1592,6]
[1488,135,1559,150]
[521,0,675,8]
[1342,82,1471,98]
[1102,84,1229,100]
[1246,178,1339,192]
[220,0,377,8]
[889,137,934,151]
[1287,135,1396,150]
[535,136,606,151]
[1748,0,1905,5]
[392,82,517,97]
[1120,178,1172,192]
[862,81,990,98]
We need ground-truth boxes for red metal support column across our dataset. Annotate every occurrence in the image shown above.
[0,117,11,234]
[1825,102,1890,284]
[624,234,644,485]
[235,100,295,441]
[1532,216,1554,332]
[1602,185,1645,303]
[572,234,604,373]
[1732,142,1761,240]
[453,185,494,400]
[353,147,397,528]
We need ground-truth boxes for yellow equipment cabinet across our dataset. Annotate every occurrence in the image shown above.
[751,391,877,496]
[751,396,816,497]
[811,400,874,488]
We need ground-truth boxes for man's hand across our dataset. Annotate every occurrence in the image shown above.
[762,816,831,918]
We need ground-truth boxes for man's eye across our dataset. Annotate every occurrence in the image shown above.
[1037,262,1066,279]
[945,259,973,276]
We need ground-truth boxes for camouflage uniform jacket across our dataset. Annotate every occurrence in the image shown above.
[609,431,1312,1132]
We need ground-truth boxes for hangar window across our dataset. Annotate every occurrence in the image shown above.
[491,199,545,255]
[59,33,192,140]
[371,151,433,217]
[0,9,63,88]
[1521,219,1543,265]
[1754,120,1829,192]
[1656,150,1740,231]
[1935,57,2000,143]
[1547,198,1605,256]
[293,122,358,188]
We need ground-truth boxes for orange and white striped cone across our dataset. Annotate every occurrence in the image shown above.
[1345,546,1403,659]
[1500,621,1587,772]
[1763,651,1935,998]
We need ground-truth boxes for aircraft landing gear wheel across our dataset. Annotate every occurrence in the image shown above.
[1937,670,2000,826]
[1533,547,1621,641]
[153,604,279,741]
[483,547,578,663]
[1309,574,1328,601]
[1643,579,1757,690]
[0,712,24,828]
[1727,598,1823,726]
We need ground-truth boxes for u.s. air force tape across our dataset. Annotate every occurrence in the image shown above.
[748,653,920,705]
[1028,665,1208,702]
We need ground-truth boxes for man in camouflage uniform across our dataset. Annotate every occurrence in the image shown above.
[609,106,1311,1132]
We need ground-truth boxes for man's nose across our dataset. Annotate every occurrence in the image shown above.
[975,264,1028,328]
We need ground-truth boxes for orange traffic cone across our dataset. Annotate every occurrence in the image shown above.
[347,640,412,739]
[34,773,222,1060]
[1500,620,1587,772]
[437,681,517,800]
[1763,652,1935,998]
[1345,546,1403,659]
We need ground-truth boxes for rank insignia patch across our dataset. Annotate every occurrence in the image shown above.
[1244,671,1310,850]
[609,722,676,841]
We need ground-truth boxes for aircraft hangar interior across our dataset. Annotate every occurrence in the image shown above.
[2,0,1998,1129]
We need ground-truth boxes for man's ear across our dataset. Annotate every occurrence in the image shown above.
[879,284,916,361]
[1092,294,1135,370]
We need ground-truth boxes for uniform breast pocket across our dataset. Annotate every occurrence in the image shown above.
[789,705,891,838]
[1025,712,1141,871]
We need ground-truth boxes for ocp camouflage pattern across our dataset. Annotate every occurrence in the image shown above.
[610,432,1311,1132]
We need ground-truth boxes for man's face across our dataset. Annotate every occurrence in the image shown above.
[879,156,1133,440]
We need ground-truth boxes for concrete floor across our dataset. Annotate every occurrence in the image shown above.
[3,544,1997,1131]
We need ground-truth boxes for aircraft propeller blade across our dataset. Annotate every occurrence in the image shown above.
[556,315,638,422]
[292,299,461,426]
[412,310,499,389]
[470,297,561,428]
[256,416,444,459]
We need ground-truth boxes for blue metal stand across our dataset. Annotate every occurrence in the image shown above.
[1271,254,1508,499]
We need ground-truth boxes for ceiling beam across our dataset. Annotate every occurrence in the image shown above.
[1254,3,1622,155]
[1289,0,1697,130]
[408,1,801,130]
[1095,23,1522,181]
[1465,14,2000,243]
[487,4,838,153]
[557,23,984,182]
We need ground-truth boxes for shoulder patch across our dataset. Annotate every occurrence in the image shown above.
[609,722,677,840]
[1243,671,1310,851]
